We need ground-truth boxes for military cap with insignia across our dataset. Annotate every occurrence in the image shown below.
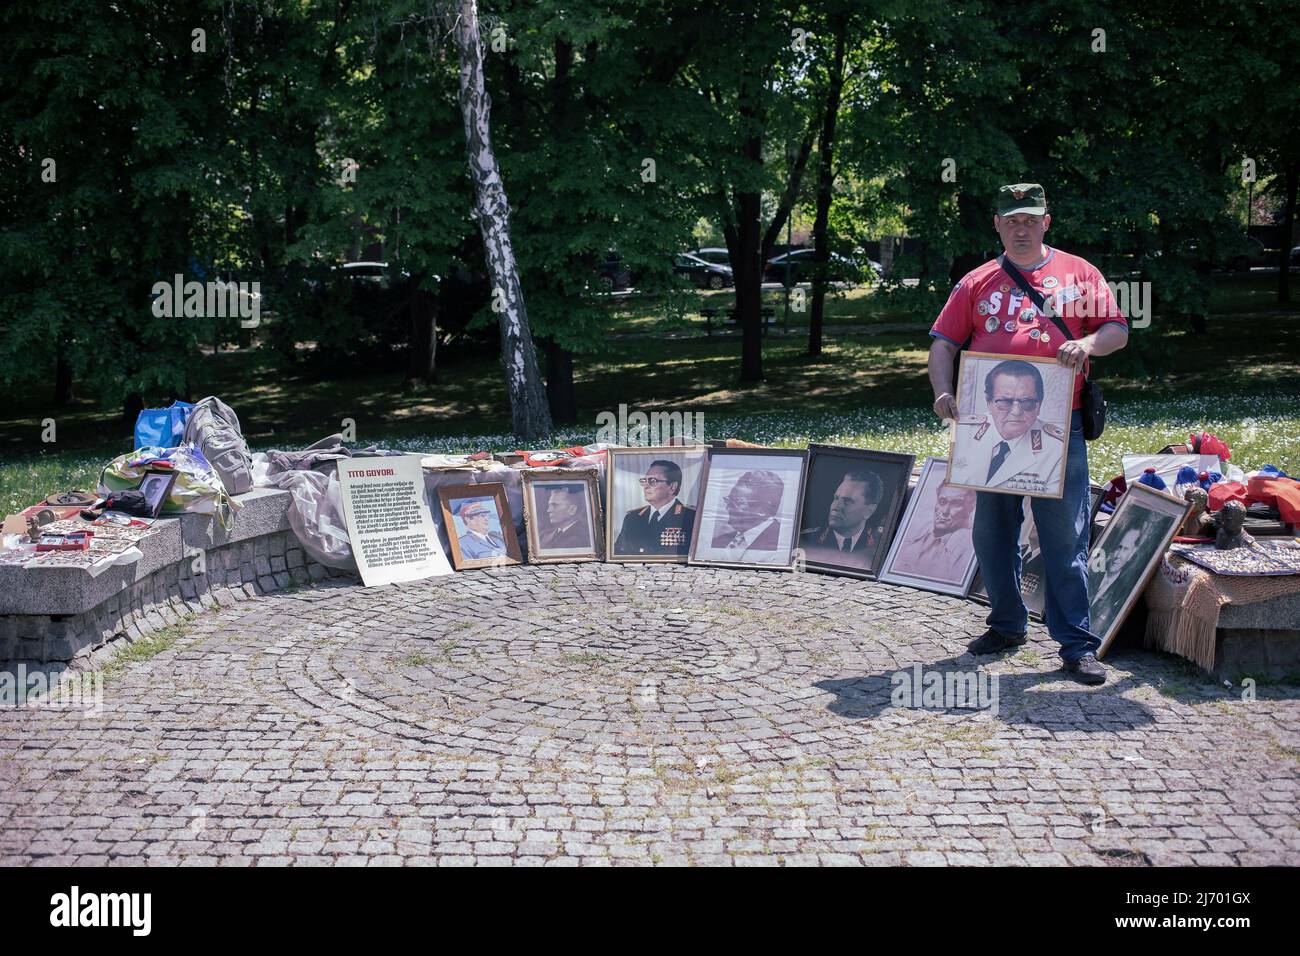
[996,183,1047,217]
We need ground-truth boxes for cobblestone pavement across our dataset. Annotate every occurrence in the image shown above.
[2,564,1298,866]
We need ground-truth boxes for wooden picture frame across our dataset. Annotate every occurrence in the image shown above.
[687,446,809,571]
[879,457,979,597]
[946,351,1075,500]
[605,445,707,563]
[1089,482,1190,658]
[796,443,914,580]
[436,482,522,570]
[520,469,602,564]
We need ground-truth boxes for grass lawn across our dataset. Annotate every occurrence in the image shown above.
[2,273,1297,513]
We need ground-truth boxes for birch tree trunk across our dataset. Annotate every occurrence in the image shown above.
[808,20,847,359]
[452,0,553,440]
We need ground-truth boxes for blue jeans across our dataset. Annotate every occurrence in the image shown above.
[971,410,1099,662]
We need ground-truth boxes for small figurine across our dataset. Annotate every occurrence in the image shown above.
[1214,500,1254,550]
[1180,486,1210,537]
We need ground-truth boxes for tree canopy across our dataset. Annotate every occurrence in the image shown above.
[2,0,1295,432]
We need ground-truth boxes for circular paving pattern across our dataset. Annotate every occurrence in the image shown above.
[255,564,973,762]
[2,564,1298,866]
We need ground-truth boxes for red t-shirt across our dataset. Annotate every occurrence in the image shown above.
[930,247,1127,409]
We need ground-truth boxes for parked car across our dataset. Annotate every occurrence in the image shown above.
[592,253,633,292]
[1229,236,1268,272]
[1290,245,1300,267]
[690,247,732,267]
[673,253,733,289]
[764,249,875,286]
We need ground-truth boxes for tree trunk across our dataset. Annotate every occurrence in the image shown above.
[54,350,73,405]
[122,392,144,433]
[407,274,438,384]
[726,180,765,384]
[808,22,847,359]
[453,0,553,440]
[542,338,578,425]
[1278,158,1297,305]
[727,80,766,386]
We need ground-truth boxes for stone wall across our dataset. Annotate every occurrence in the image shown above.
[0,489,356,672]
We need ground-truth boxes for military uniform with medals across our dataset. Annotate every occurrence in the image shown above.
[615,498,696,556]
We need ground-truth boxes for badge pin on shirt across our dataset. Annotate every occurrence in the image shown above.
[985,315,999,333]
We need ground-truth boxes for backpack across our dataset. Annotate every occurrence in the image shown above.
[182,396,254,495]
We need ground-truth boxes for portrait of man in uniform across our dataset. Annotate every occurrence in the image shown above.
[797,444,912,578]
[606,446,705,562]
[614,459,695,556]
[880,457,979,596]
[522,470,601,563]
[690,448,808,570]
[438,482,523,570]
[948,353,1073,498]
[539,484,592,549]
[454,498,506,559]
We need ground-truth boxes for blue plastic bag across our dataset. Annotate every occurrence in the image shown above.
[133,400,196,450]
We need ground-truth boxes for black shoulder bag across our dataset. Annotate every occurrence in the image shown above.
[997,256,1106,441]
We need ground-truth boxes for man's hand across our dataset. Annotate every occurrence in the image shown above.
[1056,339,1092,372]
[933,392,958,420]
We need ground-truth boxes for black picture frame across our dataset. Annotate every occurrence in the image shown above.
[1089,482,1189,658]
[796,444,914,580]
[135,470,178,518]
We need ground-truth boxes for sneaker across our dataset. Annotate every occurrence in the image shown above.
[966,628,1028,655]
[1061,652,1107,685]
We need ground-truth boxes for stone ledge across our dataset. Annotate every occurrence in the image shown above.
[1,488,358,666]
[1213,627,1300,682]
[1219,592,1300,629]
[0,487,295,617]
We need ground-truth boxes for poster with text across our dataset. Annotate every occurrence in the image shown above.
[339,455,452,587]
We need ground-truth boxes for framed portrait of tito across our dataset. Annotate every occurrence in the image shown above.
[796,444,913,579]
[946,351,1075,499]
[436,482,523,571]
[605,446,706,563]
[879,457,979,597]
[521,469,602,564]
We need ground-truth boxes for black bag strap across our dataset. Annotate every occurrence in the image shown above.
[998,255,1076,342]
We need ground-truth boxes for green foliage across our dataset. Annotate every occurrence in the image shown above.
[1,0,1296,419]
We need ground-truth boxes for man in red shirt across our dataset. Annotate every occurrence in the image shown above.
[927,183,1129,684]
